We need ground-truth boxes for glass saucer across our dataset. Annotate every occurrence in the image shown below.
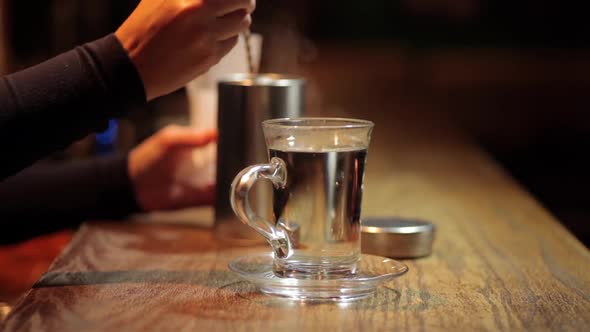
[228,253,409,301]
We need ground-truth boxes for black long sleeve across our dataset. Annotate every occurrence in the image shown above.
[0,155,140,244]
[0,34,146,180]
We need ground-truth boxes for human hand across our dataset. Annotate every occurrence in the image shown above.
[128,125,218,211]
[115,0,256,101]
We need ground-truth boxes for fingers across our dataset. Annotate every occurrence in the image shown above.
[214,10,251,40]
[216,35,239,59]
[159,126,218,148]
[210,0,255,17]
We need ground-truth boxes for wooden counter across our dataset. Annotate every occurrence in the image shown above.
[2,112,589,331]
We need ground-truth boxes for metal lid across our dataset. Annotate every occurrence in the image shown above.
[361,217,435,259]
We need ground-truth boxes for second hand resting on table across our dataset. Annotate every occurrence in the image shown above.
[0,125,218,243]
[129,125,218,211]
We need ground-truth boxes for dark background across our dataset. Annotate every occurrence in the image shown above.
[2,0,589,247]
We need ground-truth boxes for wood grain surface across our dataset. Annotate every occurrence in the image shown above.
[2,110,589,331]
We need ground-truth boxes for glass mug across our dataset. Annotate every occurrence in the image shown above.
[230,118,374,279]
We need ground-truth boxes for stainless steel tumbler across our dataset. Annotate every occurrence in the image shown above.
[215,73,305,243]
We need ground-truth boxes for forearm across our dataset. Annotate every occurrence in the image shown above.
[0,155,140,244]
[0,34,146,180]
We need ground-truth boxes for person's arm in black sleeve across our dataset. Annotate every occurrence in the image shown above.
[0,34,146,180]
[0,154,140,244]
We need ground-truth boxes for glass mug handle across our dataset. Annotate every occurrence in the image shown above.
[230,157,292,259]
